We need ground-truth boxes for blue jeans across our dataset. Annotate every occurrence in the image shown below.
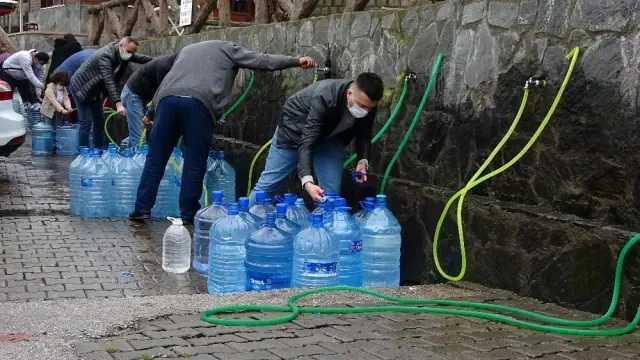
[121,85,145,151]
[134,96,213,219]
[71,86,105,149]
[249,131,345,205]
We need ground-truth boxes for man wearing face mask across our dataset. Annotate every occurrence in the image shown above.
[70,36,152,149]
[249,72,384,203]
[0,49,49,104]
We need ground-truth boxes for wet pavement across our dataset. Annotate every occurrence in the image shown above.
[0,137,206,301]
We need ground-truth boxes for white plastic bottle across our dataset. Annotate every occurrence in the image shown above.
[162,217,191,274]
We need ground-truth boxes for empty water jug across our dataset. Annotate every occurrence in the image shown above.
[289,198,310,228]
[245,212,293,291]
[162,217,191,274]
[170,148,184,215]
[328,198,362,287]
[200,150,217,206]
[152,151,180,218]
[312,193,338,214]
[207,151,236,203]
[319,197,337,226]
[102,145,120,197]
[192,191,228,275]
[208,203,253,293]
[292,212,340,288]
[32,121,54,156]
[275,203,301,237]
[133,144,149,166]
[101,143,118,160]
[361,194,402,287]
[79,149,111,218]
[238,196,261,230]
[250,191,275,219]
[353,197,375,225]
[112,149,143,217]
[69,147,90,215]
[56,123,79,156]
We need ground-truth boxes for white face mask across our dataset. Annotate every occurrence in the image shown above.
[120,50,132,61]
[348,104,369,118]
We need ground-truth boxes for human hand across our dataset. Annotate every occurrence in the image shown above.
[61,109,70,115]
[142,116,152,129]
[355,162,368,183]
[304,183,325,202]
[299,56,317,69]
[116,102,126,116]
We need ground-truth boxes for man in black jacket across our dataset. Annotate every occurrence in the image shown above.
[249,72,384,203]
[70,36,152,149]
[122,53,178,151]
[45,34,82,85]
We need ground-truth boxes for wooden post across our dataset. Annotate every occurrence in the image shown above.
[124,0,141,36]
[0,26,16,52]
[141,0,161,34]
[190,0,217,34]
[217,0,230,27]
[159,0,169,35]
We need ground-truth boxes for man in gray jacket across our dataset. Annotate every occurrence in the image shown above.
[71,36,152,149]
[129,40,316,224]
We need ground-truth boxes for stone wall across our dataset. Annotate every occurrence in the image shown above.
[136,0,639,319]
[28,4,92,34]
[8,32,91,53]
[312,0,435,16]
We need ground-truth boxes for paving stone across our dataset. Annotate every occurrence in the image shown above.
[463,337,528,351]
[212,350,281,360]
[462,348,531,359]
[81,351,115,360]
[279,334,339,346]
[128,337,190,350]
[364,346,432,359]
[268,344,335,358]
[236,331,296,341]
[111,347,175,360]
[317,340,385,354]
[142,328,201,339]
[165,356,217,360]
[512,342,583,357]
[227,339,290,351]
[170,344,235,355]
[188,334,248,346]
[74,339,134,353]
[313,351,377,360]
[557,348,634,359]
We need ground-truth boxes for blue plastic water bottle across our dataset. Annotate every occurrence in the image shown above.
[353,197,376,225]
[292,212,340,288]
[112,149,143,217]
[274,203,301,237]
[245,212,293,291]
[201,150,217,206]
[69,146,90,215]
[208,202,253,293]
[290,198,310,228]
[55,123,78,156]
[133,144,149,166]
[361,194,402,287]
[328,198,362,287]
[193,191,227,275]
[250,191,275,219]
[32,121,54,156]
[238,196,261,230]
[153,150,180,218]
[207,151,236,203]
[79,149,110,218]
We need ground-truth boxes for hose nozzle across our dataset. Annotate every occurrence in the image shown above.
[405,72,417,81]
[524,74,546,89]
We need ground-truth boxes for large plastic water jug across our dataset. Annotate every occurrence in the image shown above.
[69,146,90,215]
[238,196,261,230]
[200,151,217,206]
[79,149,111,218]
[162,217,191,274]
[208,202,253,293]
[170,148,184,215]
[353,197,375,225]
[55,123,79,156]
[289,198,310,228]
[275,203,301,237]
[102,143,118,160]
[192,191,228,275]
[328,198,362,287]
[101,145,120,202]
[133,144,149,166]
[361,194,402,287]
[245,212,293,291]
[112,149,143,217]
[292,212,339,288]
[317,197,337,226]
[250,191,275,219]
[32,121,54,156]
[152,151,180,218]
[312,193,338,214]
[207,151,236,203]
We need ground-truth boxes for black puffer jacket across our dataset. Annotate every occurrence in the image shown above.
[70,42,152,104]
[46,34,82,84]
[277,79,376,180]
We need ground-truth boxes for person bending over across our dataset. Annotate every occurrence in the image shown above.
[249,72,384,203]
[0,50,49,104]
[129,40,316,224]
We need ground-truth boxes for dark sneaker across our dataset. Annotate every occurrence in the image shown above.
[129,211,150,221]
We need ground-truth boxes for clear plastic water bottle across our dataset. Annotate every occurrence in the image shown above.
[32,121,54,156]
[133,144,149,166]
[238,196,261,230]
[170,148,184,215]
[208,202,253,293]
[162,217,191,274]
[153,151,180,218]
[112,149,143,217]
[328,198,362,287]
[353,197,376,225]
[245,212,293,291]
[250,191,275,219]
[275,203,301,237]
[207,151,236,202]
[321,198,337,226]
[101,143,118,161]
[102,146,120,208]
[289,198,310,228]
[312,193,338,214]
[69,146,90,215]
[55,123,79,156]
[292,212,340,288]
[192,191,227,275]
[200,150,217,206]
[361,194,402,287]
[79,149,110,218]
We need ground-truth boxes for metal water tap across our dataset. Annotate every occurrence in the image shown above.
[524,74,546,89]
[405,72,417,81]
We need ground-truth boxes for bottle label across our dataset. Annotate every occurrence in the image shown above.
[248,276,272,291]
[303,261,337,274]
[80,178,93,188]
[349,239,362,253]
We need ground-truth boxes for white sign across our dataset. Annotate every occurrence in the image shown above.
[179,0,193,27]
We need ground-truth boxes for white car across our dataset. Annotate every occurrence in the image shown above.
[0,80,26,157]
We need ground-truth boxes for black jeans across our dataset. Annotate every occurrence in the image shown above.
[0,69,38,104]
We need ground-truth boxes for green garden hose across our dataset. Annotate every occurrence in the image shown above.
[201,233,640,336]
[343,75,411,169]
[433,48,580,282]
[379,53,444,193]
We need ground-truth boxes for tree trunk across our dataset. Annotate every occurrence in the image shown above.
[89,12,106,45]
[217,0,230,27]
[158,0,169,35]
[254,0,269,24]
[289,0,319,20]
[141,0,161,34]
[191,0,217,34]
[0,26,15,53]
[88,0,136,14]
[105,7,123,38]
[123,0,141,36]
[344,0,369,12]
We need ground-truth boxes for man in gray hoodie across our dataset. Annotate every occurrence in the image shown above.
[130,40,316,223]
